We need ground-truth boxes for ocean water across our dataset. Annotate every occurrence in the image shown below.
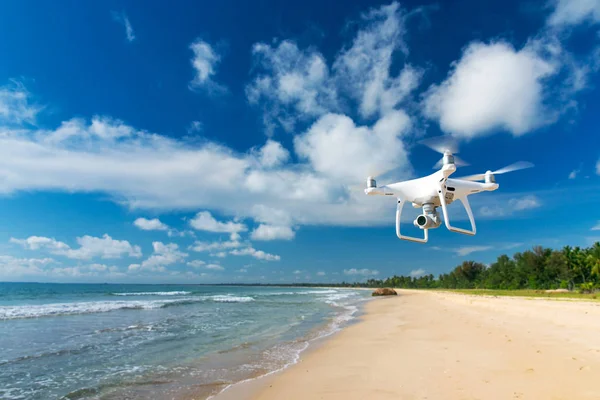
[0,283,370,400]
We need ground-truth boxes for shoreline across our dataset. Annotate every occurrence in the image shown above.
[214,289,600,400]
[197,288,373,400]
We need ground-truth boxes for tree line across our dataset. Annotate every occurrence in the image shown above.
[349,242,600,293]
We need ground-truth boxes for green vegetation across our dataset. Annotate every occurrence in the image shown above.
[436,289,598,301]
[356,242,600,295]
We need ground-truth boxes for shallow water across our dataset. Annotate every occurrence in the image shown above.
[0,283,370,399]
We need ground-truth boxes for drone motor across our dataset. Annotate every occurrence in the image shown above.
[367,176,376,189]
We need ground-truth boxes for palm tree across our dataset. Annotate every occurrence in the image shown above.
[586,242,600,282]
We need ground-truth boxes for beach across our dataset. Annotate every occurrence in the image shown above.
[214,289,600,400]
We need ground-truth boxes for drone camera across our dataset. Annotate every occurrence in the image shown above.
[413,203,442,230]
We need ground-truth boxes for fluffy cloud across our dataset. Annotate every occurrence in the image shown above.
[254,139,290,168]
[591,221,600,231]
[343,268,379,276]
[250,224,295,241]
[0,111,413,229]
[423,40,559,138]
[205,263,225,271]
[189,211,247,233]
[246,40,338,134]
[294,110,412,183]
[246,2,422,134]
[230,246,280,261]
[546,0,600,27]
[0,256,125,281]
[189,39,225,94]
[332,1,421,118]
[130,242,187,272]
[134,217,169,231]
[11,234,142,260]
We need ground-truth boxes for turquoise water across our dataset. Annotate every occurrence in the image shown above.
[0,283,370,399]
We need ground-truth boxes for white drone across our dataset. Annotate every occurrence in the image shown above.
[364,135,533,243]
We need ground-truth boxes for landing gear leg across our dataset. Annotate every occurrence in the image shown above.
[396,198,428,243]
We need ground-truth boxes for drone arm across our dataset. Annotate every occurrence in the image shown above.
[396,198,428,243]
[438,192,476,236]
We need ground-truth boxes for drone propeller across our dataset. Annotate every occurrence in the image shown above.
[433,155,470,169]
[418,135,460,155]
[418,135,470,169]
[457,161,534,181]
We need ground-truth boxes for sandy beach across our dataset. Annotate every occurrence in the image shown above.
[214,289,600,400]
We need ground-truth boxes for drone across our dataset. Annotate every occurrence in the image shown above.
[364,135,533,243]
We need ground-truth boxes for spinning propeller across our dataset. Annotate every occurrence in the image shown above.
[417,135,470,169]
[457,161,534,181]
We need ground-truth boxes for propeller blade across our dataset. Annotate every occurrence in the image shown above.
[491,161,534,175]
[432,155,470,169]
[457,173,486,181]
[456,161,534,181]
[419,135,460,155]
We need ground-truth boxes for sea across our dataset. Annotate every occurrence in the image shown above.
[0,282,371,400]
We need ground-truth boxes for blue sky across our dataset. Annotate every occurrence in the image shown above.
[1,0,599,284]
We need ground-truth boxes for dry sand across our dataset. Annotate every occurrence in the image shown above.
[214,289,600,400]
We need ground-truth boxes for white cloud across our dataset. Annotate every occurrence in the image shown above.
[423,40,559,138]
[343,268,379,276]
[409,268,426,277]
[250,224,295,241]
[11,234,142,260]
[294,110,412,183]
[137,242,188,272]
[134,217,169,231]
[569,169,579,179]
[0,256,126,281]
[454,246,493,256]
[187,260,206,268]
[246,2,422,134]
[509,195,541,211]
[597,158,600,175]
[547,0,600,27]
[189,238,242,253]
[205,263,225,271]
[592,221,600,230]
[255,139,290,168]
[479,195,541,217]
[189,39,225,94]
[230,246,280,261]
[317,271,326,276]
[0,80,41,126]
[246,40,338,134]
[112,11,135,42]
[10,236,69,251]
[332,2,421,118]
[189,211,247,233]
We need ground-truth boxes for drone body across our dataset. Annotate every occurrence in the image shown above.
[364,137,532,243]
